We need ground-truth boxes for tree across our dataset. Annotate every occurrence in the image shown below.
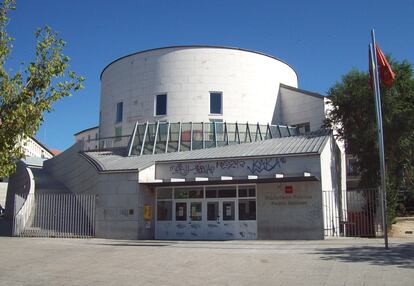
[325,57,414,222]
[0,0,84,177]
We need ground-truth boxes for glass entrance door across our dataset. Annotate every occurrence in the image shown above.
[190,201,202,222]
[219,199,237,240]
[155,185,257,240]
[207,202,219,222]
[174,200,204,240]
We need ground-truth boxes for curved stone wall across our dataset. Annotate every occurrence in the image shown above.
[99,46,298,138]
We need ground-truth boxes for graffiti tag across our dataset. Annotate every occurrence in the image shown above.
[247,157,286,174]
[216,160,245,169]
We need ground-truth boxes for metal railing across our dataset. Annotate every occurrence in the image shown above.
[79,135,130,152]
[78,122,300,155]
[323,189,340,236]
[13,193,96,238]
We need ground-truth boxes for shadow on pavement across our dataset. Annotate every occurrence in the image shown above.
[314,243,414,269]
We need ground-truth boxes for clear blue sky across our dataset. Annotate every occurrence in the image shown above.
[5,0,414,151]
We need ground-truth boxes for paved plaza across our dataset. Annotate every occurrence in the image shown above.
[0,237,413,285]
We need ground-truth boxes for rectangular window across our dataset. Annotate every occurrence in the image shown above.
[205,188,217,198]
[157,201,172,221]
[218,188,236,198]
[188,188,204,198]
[238,186,256,197]
[207,202,219,221]
[155,94,167,116]
[294,122,310,134]
[238,199,256,220]
[116,102,123,123]
[114,126,122,141]
[190,202,202,221]
[174,189,189,199]
[347,158,359,176]
[157,188,173,199]
[210,92,222,114]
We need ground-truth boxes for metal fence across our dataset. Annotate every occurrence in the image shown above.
[323,188,383,237]
[344,188,382,237]
[79,135,131,152]
[323,190,340,236]
[13,193,96,238]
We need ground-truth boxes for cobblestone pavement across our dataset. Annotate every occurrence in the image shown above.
[0,237,413,286]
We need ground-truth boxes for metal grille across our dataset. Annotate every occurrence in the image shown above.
[323,188,384,238]
[323,190,340,236]
[343,188,381,237]
[13,193,96,238]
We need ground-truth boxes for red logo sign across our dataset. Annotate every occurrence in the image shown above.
[285,186,293,194]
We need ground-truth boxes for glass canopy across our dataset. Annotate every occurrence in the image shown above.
[127,122,298,156]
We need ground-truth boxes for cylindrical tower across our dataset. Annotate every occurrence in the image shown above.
[99,46,298,138]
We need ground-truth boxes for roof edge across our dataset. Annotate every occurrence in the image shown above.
[30,136,54,157]
[100,45,299,81]
[317,132,333,154]
[74,126,99,136]
[80,152,105,172]
[279,83,325,99]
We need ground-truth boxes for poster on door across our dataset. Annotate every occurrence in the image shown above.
[178,206,184,217]
[226,205,232,216]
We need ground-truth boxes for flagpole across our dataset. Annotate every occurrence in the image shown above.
[370,29,389,250]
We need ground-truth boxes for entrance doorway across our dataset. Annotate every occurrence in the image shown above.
[155,185,257,240]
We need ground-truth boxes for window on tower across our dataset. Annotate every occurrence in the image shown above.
[116,102,123,123]
[155,94,167,116]
[210,92,222,115]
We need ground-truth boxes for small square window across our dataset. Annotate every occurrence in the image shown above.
[155,94,167,116]
[210,92,222,114]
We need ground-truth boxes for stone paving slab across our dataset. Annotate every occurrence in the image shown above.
[0,237,413,286]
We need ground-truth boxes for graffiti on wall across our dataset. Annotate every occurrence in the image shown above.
[168,157,286,178]
[247,157,286,175]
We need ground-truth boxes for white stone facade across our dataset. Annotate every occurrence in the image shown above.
[21,137,53,159]
[74,126,99,151]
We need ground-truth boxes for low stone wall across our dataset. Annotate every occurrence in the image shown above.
[390,217,414,239]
